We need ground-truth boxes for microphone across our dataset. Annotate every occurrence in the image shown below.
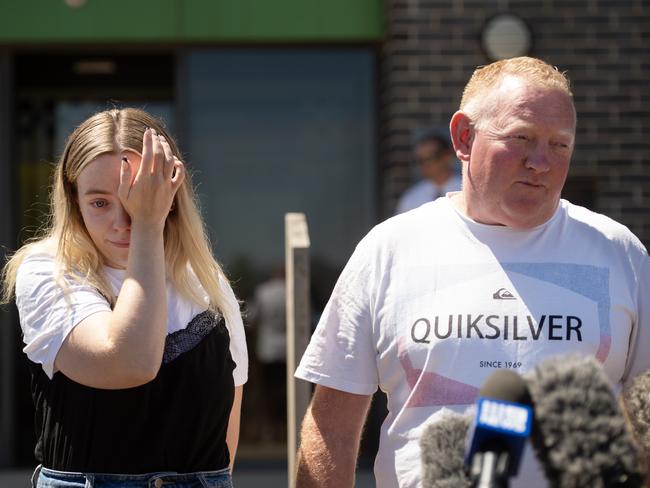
[464,369,534,488]
[524,354,645,487]
[421,410,472,488]
[621,369,650,471]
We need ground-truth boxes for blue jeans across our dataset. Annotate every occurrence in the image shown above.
[32,465,233,488]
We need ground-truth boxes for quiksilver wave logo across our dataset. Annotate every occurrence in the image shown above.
[493,288,516,300]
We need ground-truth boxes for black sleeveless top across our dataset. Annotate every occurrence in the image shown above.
[28,310,235,474]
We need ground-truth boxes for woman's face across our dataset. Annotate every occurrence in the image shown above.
[75,151,142,269]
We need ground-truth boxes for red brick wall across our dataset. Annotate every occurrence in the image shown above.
[381,0,649,249]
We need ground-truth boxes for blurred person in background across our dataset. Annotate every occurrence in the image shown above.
[395,128,461,215]
[2,108,248,488]
[249,265,287,443]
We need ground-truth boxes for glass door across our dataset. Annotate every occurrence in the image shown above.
[11,51,174,465]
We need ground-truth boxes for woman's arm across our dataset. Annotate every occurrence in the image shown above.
[54,129,185,389]
[227,385,244,472]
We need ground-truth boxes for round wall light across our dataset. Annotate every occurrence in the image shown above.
[65,0,87,8]
[481,13,532,61]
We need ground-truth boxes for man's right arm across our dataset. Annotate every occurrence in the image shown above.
[296,385,373,488]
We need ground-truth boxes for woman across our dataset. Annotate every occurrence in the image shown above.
[1,108,247,487]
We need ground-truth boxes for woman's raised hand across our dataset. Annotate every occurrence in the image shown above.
[118,128,185,229]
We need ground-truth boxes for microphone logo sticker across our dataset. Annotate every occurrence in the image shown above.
[493,288,517,300]
[478,399,531,435]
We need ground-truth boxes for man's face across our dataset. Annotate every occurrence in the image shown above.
[416,140,452,181]
[461,76,576,229]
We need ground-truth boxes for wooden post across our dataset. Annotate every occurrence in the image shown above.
[285,213,311,488]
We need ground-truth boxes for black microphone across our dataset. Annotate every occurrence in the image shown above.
[421,410,472,488]
[464,369,534,488]
[524,353,645,488]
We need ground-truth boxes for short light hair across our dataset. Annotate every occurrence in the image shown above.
[460,57,574,128]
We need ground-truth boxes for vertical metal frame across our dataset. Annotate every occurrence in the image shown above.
[0,49,16,468]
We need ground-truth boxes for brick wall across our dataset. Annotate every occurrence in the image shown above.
[381,0,649,249]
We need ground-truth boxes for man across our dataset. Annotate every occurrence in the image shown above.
[294,57,650,487]
[395,129,461,214]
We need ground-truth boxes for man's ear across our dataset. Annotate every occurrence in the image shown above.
[450,111,474,163]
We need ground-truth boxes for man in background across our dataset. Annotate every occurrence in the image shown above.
[395,129,461,214]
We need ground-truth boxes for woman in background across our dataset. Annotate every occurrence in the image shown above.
[2,108,247,488]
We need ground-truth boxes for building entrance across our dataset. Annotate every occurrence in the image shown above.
[5,51,174,466]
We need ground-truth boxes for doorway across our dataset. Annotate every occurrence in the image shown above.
[10,51,174,466]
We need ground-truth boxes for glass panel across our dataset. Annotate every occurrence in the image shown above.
[187,49,377,453]
[187,49,376,287]
[54,101,174,156]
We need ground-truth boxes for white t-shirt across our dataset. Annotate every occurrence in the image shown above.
[15,250,248,386]
[395,174,462,215]
[296,197,650,488]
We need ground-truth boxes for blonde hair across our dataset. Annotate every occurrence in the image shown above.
[460,56,574,129]
[2,108,237,325]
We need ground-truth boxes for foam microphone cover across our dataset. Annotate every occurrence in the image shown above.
[622,369,650,473]
[421,410,472,488]
[524,354,645,488]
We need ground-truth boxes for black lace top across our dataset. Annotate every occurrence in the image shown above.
[29,310,235,474]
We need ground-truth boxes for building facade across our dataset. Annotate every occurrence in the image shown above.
[0,0,647,470]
